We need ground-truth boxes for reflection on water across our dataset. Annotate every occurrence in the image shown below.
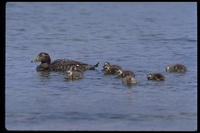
[38,71,51,77]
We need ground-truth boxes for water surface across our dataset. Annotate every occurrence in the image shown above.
[6,2,197,131]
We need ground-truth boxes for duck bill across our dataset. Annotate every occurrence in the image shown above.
[31,56,41,63]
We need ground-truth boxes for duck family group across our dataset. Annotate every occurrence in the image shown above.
[101,62,186,86]
[32,52,187,86]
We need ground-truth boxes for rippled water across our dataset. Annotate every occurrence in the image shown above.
[6,2,197,131]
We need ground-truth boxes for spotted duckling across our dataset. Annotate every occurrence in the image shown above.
[122,75,137,85]
[31,52,99,71]
[166,64,187,73]
[147,73,165,81]
[102,62,121,73]
[116,68,135,78]
[65,67,84,80]
[103,65,122,75]
[71,64,85,72]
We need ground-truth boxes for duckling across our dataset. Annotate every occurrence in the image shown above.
[103,65,122,75]
[102,62,121,72]
[147,73,165,81]
[71,64,85,72]
[166,64,187,73]
[122,75,137,85]
[65,67,84,80]
[116,68,135,78]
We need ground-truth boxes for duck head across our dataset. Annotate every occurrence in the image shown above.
[147,74,153,80]
[31,52,51,64]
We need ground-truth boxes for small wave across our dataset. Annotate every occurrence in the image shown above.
[140,36,197,42]
[159,37,197,42]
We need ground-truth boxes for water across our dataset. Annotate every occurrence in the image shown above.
[5,2,197,131]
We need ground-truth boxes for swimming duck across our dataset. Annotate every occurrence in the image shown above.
[31,52,99,71]
[147,73,165,81]
[65,67,84,80]
[103,65,122,75]
[102,62,121,72]
[166,64,187,73]
[122,75,137,85]
[116,68,135,78]
[70,64,85,72]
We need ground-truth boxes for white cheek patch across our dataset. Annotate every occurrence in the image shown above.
[147,74,151,78]
[166,66,170,70]
[104,62,109,66]
[130,77,136,83]
[119,70,122,74]
[66,70,72,75]
[105,66,109,70]
[117,69,121,74]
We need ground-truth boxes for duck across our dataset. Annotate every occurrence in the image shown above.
[122,75,137,85]
[116,68,135,78]
[70,64,85,72]
[166,64,187,73]
[31,52,99,71]
[65,67,84,80]
[103,65,122,75]
[102,62,121,72]
[147,73,165,81]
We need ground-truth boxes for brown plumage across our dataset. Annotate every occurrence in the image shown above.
[166,64,187,73]
[31,52,99,71]
[103,65,122,75]
[65,67,84,80]
[116,68,135,78]
[122,75,137,85]
[147,73,165,81]
[102,62,121,74]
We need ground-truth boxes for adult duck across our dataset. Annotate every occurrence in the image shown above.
[31,52,99,71]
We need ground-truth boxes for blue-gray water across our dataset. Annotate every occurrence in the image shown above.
[6,2,197,131]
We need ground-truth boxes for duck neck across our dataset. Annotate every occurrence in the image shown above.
[38,57,51,71]
[37,63,49,71]
[41,57,51,64]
